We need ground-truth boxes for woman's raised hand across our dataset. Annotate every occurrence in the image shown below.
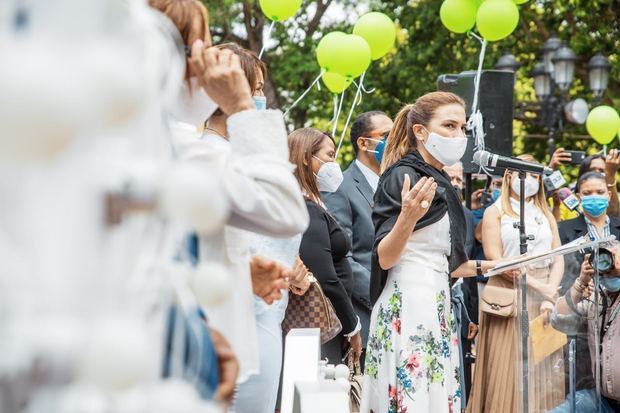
[399,174,437,226]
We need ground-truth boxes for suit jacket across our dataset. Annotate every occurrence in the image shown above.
[463,207,476,259]
[324,162,375,313]
[558,214,620,294]
[461,207,479,328]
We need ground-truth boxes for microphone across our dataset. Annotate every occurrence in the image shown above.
[557,187,581,213]
[543,170,567,192]
[473,151,553,175]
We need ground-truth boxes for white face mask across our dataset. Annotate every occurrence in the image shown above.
[511,176,540,198]
[170,78,219,127]
[421,131,468,167]
[313,156,343,193]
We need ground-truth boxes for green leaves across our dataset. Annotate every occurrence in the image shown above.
[203,0,619,165]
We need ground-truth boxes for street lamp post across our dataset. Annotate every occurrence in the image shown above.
[495,36,611,157]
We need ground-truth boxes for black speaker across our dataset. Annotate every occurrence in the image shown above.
[437,70,514,174]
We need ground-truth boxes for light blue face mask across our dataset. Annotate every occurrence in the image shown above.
[581,195,609,217]
[601,277,620,292]
[253,96,267,110]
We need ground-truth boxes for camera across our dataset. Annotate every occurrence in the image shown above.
[588,248,616,275]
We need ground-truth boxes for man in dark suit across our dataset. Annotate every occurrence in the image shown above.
[323,111,392,357]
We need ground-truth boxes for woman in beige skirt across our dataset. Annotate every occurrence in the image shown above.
[467,155,565,413]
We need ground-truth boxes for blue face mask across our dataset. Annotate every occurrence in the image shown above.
[601,277,620,292]
[253,96,267,110]
[374,139,386,163]
[361,137,386,164]
[491,188,501,202]
[581,195,609,217]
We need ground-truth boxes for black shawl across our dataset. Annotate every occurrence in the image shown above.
[370,151,468,305]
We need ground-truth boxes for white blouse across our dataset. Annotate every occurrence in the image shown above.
[171,109,309,382]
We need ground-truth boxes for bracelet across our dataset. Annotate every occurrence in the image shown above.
[476,260,483,276]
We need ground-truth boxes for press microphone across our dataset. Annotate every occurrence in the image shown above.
[473,151,553,175]
[557,187,581,213]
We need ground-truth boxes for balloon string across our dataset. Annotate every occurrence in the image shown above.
[258,21,276,59]
[336,72,365,159]
[331,90,346,137]
[352,74,376,94]
[465,31,491,175]
[283,68,326,117]
[467,31,487,119]
[330,94,338,124]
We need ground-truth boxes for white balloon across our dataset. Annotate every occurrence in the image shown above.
[30,317,86,375]
[334,377,351,392]
[0,42,86,161]
[115,386,148,413]
[56,385,109,413]
[77,318,158,392]
[191,261,232,307]
[146,379,200,413]
[83,43,146,130]
[334,363,350,380]
[159,163,229,234]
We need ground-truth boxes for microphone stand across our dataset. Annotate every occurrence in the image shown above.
[516,170,530,413]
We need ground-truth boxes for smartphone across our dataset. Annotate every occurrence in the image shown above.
[565,150,586,164]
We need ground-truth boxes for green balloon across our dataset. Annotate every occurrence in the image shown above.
[322,72,352,94]
[259,0,302,22]
[586,106,620,145]
[316,32,347,71]
[319,34,371,79]
[353,12,396,60]
[476,0,520,41]
[440,0,477,34]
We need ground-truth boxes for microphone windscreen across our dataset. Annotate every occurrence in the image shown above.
[473,150,487,165]
[557,187,573,200]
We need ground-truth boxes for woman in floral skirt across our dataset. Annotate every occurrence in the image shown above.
[361,92,507,413]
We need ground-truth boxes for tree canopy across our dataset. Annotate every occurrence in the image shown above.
[204,0,619,169]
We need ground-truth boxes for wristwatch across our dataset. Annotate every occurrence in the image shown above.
[476,260,483,276]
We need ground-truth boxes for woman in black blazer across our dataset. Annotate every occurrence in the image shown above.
[288,128,362,364]
[559,171,620,293]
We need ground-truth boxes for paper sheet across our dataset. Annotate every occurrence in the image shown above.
[530,314,567,365]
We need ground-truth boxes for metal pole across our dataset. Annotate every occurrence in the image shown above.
[593,248,602,413]
[569,338,576,413]
[518,170,529,413]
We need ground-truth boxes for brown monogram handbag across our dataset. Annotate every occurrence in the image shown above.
[282,273,342,344]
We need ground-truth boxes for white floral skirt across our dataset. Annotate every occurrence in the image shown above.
[361,269,461,413]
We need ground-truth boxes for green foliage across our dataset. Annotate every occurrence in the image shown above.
[204,0,619,169]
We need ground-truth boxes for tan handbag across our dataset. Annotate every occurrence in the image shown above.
[282,274,342,344]
[480,282,517,318]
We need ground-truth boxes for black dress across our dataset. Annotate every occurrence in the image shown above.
[299,198,358,363]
